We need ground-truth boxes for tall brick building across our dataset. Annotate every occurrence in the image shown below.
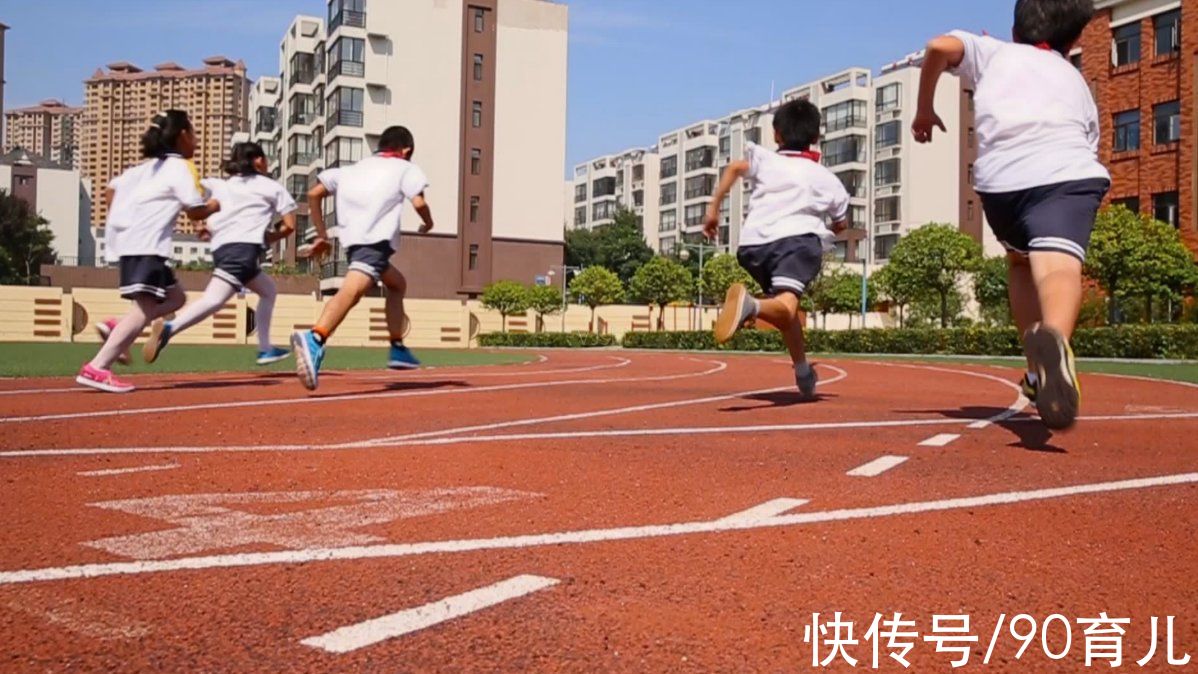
[82,57,250,232]
[1078,0,1195,254]
[4,100,83,170]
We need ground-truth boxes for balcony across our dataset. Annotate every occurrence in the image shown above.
[329,59,365,79]
[326,110,364,128]
[289,67,316,87]
[289,152,318,168]
[330,9,366,31]
[289,110,317,126]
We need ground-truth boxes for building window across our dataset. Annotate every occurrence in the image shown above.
[633,190,644,207]
[470,196,480,223]
[875,120,901,150]
[1114,22,1141,66]
[659,236,676,253]
[684,174,715,199]
[660,210,677,231]
[684,146,715,171]
[1155,10,1181,56]
[745,127,761,145]
[1113,109,1140,152]
[574,206,587,225]
[875,196,900,223]
[1154,191,1179,227]
[1154,100,1181,145]
[472,101,483,128]
[474,7,486,32]
[660,155,678,179]
[823,100,867,132]
[468,244,479,270]
[325,137,363,167]
[684,204,706,227]
[329,37,366,78]
[592,201,616,221]
[632,164,644,182]
[850,205,865,226]
[874,234,900,261]
[719,135,732,157]
[875,83,901,113]
[660,182,677,205]
[592,177,616,197]
[821,135,865,166]
[875,159,900,186]
[471,148,482,175]
[836,170,865,198]
[326,87,364,127]
[574,183,587,203]
[1112,196,1140,213]
[473,54,484,81]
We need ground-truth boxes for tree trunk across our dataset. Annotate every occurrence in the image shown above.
[589,306,596,333]
[501,314,507,332]
[899,304,905,329]
[1107,283,1118,325]
[940,291,948,328]
[657,305,665,331]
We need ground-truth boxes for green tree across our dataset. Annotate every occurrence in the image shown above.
[569,266,624,332]
[805,265,843,330]
[825,269,872,329]
[526,283,564,333]
[0,190,57,285]
[480,280,530,332]
[973,256,1011,326]
[700,253,761,303]
[886,223,982,328]
[565,208,653,287]
[873,264,918,328]
[629,256,693,330]
[1087,205,1198,324]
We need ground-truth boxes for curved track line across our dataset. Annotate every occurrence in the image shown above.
[863,360,1029,428]
[347,356,631,381]
[1,472,1194,585]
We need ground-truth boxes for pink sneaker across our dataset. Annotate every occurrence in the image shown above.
[95,319,131,365]
[76,363,135,393]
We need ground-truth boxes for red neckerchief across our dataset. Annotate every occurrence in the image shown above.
[1034,41,1052,51]
[378,151,408,159]
[779,150,822,162]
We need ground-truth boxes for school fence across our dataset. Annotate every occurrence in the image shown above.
[0,285,892,349]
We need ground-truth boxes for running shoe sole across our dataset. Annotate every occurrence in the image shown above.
[387,361,420,371]
[797,368,819,400]
[714,283,750,344]
[257,352,292,366]
[1025,326,1079,430]
[291,332,318,391]
[142,320,167,364]
[75,374,134,394]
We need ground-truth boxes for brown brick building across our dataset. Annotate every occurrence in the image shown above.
[1078,0,1195,254]
[4,100,83,170]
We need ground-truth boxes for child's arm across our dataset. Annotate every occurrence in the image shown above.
[307,183,333,256]
[266,212,297,245]
[912,34,965,144]
[703,160,749,241]
[411,194,434,234]
[183,199,221,222]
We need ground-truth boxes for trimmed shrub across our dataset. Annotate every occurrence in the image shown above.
[478,332,617,348]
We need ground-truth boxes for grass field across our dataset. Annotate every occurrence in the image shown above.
[0,343,534,378]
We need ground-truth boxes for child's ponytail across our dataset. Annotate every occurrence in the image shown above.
[140,109,192,159]
[222,142,268,177]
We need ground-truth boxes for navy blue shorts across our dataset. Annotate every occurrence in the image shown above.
[212,243,264,289]
[347,241,396,282]
[118,256,177,302]
[979,178,1110,262]
[736,234,823,297]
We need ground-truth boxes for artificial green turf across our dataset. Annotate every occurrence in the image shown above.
[0,342,534,378]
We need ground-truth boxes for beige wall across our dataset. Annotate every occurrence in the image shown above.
[492,0,568,242]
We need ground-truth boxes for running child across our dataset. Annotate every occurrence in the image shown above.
[291,125,434,391]
[705,99,850,399]
[78,110,221,393]
[141,142,297,366]
[913,0,1109,429]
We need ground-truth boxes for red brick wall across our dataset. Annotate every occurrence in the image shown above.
[1078,3,1196,255]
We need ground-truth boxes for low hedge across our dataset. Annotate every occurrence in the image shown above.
[478,332,617,348]
[622,325,1198,359]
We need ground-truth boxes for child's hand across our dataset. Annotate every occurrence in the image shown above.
[301,237,332,261]
[197,227,212,242]
[702,209,719,241]
[911,109,946,143]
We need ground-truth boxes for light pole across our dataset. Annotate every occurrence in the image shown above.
[677,240,714,329]
[547,264,581,332]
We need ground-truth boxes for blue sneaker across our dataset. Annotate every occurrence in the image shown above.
[291,331,325,390]
[256,346,292,366]
[142,320,173,364]
[387,343,421,370]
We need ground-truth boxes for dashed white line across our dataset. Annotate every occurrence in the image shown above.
[300,575,560,653]
[846,455,909,477]
[918,433,962,447]
[77,464,180,477]
[717,498,809,524]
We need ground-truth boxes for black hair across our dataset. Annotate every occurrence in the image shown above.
[1013,0,1094,54]
[378,125,415,155]
[223,142,268,177]
[772,100,822,152]
[140,109,193,159]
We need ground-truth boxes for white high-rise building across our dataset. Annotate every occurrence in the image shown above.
[570,147,660,244]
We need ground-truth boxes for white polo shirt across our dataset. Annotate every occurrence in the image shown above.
[200,174,297,250]
[316,155,429,248]
[105,155,206,261]
[950,30,1110,193]
[739,143,850,250]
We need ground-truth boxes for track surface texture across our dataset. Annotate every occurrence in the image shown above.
[0,351,1194,673]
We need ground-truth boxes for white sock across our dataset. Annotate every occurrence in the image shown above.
[748,297,761,317]
[246,274,278,351]
[794,361,812,376]
[1025,371,1039,386]
[169,278,237,335]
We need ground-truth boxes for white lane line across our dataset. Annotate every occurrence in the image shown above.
[846,456,908,477]
[0,356,722,425]
[918,434,961,447]
[865,361,1029,428]
[718,498,809,524]
[351,357,631,381]
[300,575,559,653]
[1,472,1194,586]
[77,463,180,477]
[6,410,1198,460]
[967,420,991,429]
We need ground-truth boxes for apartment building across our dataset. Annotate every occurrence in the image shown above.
[3,100,83,170]
[570,147,660,244]
[81,57,251,231]
[264,0,568,298]
[248,77,282,179]
[716,104,776,251]
[0,23,7,152]
[1078,0,1195,253]
[1,148,94,265]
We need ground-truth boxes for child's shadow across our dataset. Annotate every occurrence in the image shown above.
[308,380,471,398]
[898,405,1063,453]
[721,391,837,412]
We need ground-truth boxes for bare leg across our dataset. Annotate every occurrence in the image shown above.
[756,293,808,365]
[1029,251,1084,340]
[1006,252,1041,370]
[379,265,408,341]
[313,271,375,341]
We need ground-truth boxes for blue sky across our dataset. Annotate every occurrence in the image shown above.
[3,0,1012,171]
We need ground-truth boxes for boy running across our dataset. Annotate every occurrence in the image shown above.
[913,0,1109,429]
[705,100,850,399]
[291,126,434,391]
